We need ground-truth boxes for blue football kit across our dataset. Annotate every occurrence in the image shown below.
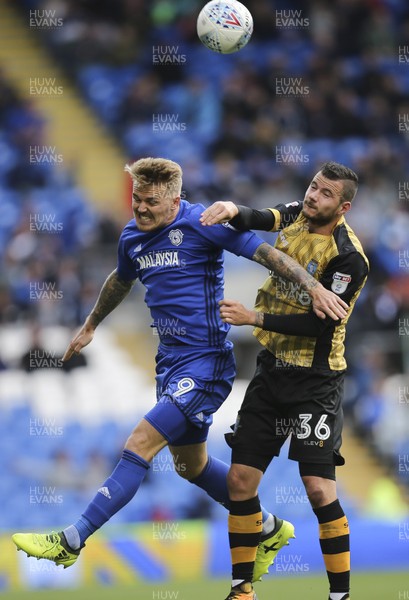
[116,199,263,443]
[11,199,274,554]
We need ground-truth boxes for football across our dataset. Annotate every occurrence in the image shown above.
[196,1,253,54]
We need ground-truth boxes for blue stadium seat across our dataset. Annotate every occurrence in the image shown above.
[78,65,142,124]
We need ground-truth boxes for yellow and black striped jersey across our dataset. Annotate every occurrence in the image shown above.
[231,202,369,371]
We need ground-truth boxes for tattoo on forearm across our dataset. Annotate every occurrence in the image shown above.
[88,269,135,328]
[254,243,318,292]
[255,312,264,328]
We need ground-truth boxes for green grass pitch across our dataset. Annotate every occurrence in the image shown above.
[2,572,408,600]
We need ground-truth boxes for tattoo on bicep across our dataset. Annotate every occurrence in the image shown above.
[89,269,135,327]
[253,243,318,291]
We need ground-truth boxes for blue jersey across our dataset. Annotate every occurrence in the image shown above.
[117,200,263,347]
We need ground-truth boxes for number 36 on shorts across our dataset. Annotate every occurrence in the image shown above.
[296,413,331,441]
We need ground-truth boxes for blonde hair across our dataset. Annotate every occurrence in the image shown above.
[125,157,183,198]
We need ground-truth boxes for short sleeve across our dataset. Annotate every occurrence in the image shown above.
[269,201,303,231]
[198,221,264,260]
[117,232,138,281]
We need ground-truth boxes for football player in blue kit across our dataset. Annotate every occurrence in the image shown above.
[12,158,347,575]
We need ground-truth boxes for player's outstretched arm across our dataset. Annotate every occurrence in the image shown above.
[219,299,261,326]
[253,243,348,321]
[63,269,135,361]
[219,298,332,337]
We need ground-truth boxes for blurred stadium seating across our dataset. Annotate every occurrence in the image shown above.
[0,0,408,571]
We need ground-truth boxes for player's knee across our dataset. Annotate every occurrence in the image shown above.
[302,477,330,508]
[227,465,256,499]
[125,429,153,458]
[306,487,326,508]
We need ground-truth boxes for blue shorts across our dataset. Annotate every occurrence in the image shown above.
[144,341,235,446]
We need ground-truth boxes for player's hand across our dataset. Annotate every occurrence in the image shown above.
[219,299,257,326]
[309,283,349,320]
[63,323,95,361]
[200,201,239,225]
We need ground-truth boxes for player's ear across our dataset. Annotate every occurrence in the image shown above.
[172,196,181,210]
[338,201,351,215]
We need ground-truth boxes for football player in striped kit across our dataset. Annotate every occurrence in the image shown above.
[201,161,368,600]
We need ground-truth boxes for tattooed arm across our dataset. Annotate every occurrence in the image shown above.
[253,243,348,320]
[63,269,135,361]
[86,269,135,328]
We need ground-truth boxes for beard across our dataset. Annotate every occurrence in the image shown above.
[302,206,338,226]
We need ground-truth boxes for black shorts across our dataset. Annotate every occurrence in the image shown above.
[226,349,346,473]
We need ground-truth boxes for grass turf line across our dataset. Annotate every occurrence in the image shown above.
[1,571,408,600]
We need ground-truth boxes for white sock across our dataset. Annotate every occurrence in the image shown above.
[329,593,349,600]
[262,513,276,537]
[232,579,245,588]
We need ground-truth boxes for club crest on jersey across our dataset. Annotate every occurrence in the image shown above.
[306,259,318,275]
[331,272,351,294]
[278,230,289,247]
[169,229,183,246]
